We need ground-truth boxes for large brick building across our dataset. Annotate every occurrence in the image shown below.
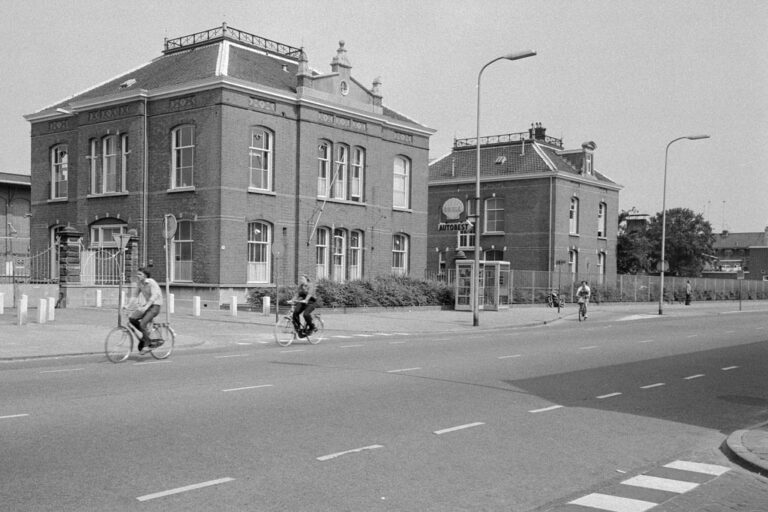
[428,124,621,283]
[25,24,433,303]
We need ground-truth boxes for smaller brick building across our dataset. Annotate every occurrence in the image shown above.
[25,24,433,304]
[428,124,621,283]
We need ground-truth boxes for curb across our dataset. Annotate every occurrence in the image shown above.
[723,429,768,477]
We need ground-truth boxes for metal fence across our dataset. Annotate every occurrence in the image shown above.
[424,269,768,304]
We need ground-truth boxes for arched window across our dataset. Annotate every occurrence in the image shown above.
[393,156,410,209]
[50,145,68,199]
[171,125,195,188]
[247,221,271,284]
[392,233,409,275]
[597,202,607,238]
[249,127,273,191]
[315,227,329,279]
[101,135,118,193]
[569,197,579,234]
[349,230,363,280]
[332,228,347,282]
[597,251,606,285]
[332,144,348,199]
[568,249,578,279]
[172,220,193,282]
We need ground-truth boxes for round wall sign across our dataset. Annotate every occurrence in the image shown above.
[441,197,464,220]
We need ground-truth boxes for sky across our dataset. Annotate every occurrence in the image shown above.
[2,0,766,233]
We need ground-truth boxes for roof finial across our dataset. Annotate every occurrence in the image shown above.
[331,40,351,69]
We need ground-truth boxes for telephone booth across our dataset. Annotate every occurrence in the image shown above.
[455,260,510,311]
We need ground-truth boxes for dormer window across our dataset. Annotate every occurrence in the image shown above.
[584,152,593,175]
[120,78,136,89]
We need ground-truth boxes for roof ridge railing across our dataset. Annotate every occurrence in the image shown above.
[454,131,563,149]
[164,23,302,59]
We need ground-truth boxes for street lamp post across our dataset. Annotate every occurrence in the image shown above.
[658,134,709,315]
[472,50,536,326]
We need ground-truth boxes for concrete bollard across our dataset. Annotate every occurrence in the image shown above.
[0,292,4,315]
[121,291,127,308]
[47,297,55,322]
[193,296,201,316]
[37,299,47,324]
[262,296,271,316]
[231,296,238,316]
[95,289,102,308]
[17,295,28,326]
[168,293,175,314]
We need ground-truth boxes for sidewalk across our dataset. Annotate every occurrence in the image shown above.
[1,299,767,477]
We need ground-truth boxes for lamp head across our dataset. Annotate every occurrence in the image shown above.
[502,50,537,61]
[686,134,709,140]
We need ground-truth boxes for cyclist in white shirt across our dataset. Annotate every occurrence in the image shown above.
[576,280,591,319]
[129,267,164,353]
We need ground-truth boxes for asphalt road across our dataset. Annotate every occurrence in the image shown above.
[1,309,767,511]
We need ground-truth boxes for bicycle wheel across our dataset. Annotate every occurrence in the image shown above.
[307,315,324,345]
[578,303,586,322]
[275,316,295,347]
[105,326,133,363]
[150,324,175,360]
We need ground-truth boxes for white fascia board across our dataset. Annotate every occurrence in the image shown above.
[531,142,557,171]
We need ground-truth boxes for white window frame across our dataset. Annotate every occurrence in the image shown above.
[350,147,364,202]
[247,221,272,284]
[457,232,476,250]
[171,125,195,189]
[484,197,504,233]
[332,229,347,282]
[121,134,129,192]
[101,135,118,193]
[393,156,410,209]
[90,224,126,248]
[249,127,273,191]
[88,139,99,194]
[349,230,363,280]
[315,227,330,279]
[392,233,409,275]
[569,197,579,235]
[172,220,193,282]
[332,144,348,200]
[597,202,607,238]
[597,251,606,285]
[568,249,578,277]
[51,144,68,199]
[317,141,331,198]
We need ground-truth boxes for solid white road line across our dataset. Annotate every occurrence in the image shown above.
[684,374,705,380]
[640,383,665,389]
[664,460,730,476]
[570,493,656,512]
[136,477,234,502]
[433,422,485,435]
[529,405,564,414]
[354,334,374,337]
[621,474,699,493]
[0,414,29,420]
[386,368,421,373]
[40,368,84,373]
[722,366,739,371]
[497,354,522,359]
[222,384,273,392]
[317,444,383,461]
[597,392,622,399]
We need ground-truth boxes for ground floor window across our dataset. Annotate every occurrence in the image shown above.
[247,221,271,284]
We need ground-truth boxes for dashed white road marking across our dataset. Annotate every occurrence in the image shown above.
[40,368,84,374]
[236,342,254,345]
[686,334,698,338]
[684,374,705,380]
[386,367,421,373]
[529,405,564,414]
[433,422,485,435]
[663,460,730,476]
[333,335,353,339]
[375,333,394,336]
[570,493,656,512]
[579,345,598,350]
[215,354,249,359]
[722,365,739,371]
[222,384,273,393]
[136,477,235,502]
[497,354,522,359]
[640,383,665,389]
[622,474,699,493]
[340,344,364,348]
[0,414,29,420]
[317,444,383,461]
[354,334,374,337]
[596,392,622,399]
[280,349,304,353]
[389,341,407,344]
[637,339,655,343]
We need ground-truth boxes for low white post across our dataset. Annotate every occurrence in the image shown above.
[168,293,175,314]
[121,291,127,308]
[262,296,271,316]
[17,295,28,326]
[231,296,238,316]
[192,296,201,316]
[0,292,4,315]
[37,299,47,324]
[95,289,102,308]
[47,297,55,322]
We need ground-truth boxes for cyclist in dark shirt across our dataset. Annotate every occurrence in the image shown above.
[292,274,317,336]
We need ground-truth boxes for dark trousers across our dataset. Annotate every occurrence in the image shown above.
[293,301,316,332]
[129,304,161,346]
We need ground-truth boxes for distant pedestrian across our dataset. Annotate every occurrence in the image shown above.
[685,280,692,305]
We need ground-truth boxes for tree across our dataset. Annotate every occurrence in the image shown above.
[617,210,652,274]
[645,208,715,277]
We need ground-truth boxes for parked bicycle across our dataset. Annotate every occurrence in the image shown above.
[105,308,175,362]
[546,290,564,312]
[274,300,325,347]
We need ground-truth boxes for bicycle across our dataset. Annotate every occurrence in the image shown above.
[546,291,564,313]
[274,300,325,347]
[577,298,588,322]
[105,308,176,362]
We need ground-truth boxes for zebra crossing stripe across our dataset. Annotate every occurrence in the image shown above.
[621,474,699,493]
[569,493,656,512]
[663,460,730,476]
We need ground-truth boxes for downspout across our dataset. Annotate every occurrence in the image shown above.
[142,95,148,265]
[548,175,553,288]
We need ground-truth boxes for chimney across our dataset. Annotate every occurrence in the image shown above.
[534,122,546,140]
[296,48,312,89]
